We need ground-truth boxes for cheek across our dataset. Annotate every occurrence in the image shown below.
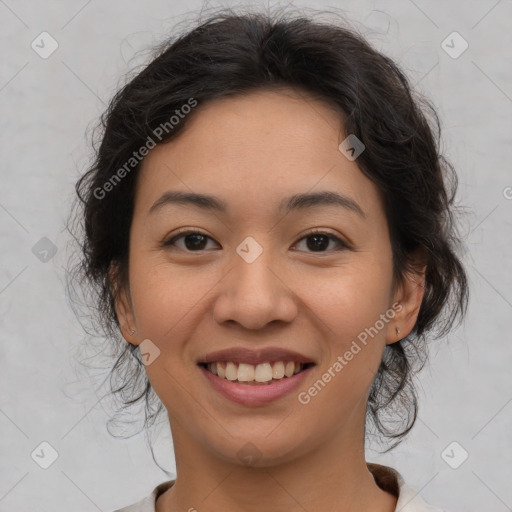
[297,258,393,402]
[127,255,207,407]
[294,270,393,427]
[130,245,393,349]
[299,258,394,338]
[128,252,207,337]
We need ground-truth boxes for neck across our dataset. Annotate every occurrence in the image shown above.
[156,423,397,512]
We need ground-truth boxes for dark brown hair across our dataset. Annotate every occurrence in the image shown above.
[67,7,469,454]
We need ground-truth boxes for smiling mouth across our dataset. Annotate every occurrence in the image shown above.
[198,361,315,385]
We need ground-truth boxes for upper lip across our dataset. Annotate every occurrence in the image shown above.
[197,347,315,365]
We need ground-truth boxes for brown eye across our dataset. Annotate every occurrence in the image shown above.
[162,229,350,253]
[293,230,350,253]
[163,231,218,252]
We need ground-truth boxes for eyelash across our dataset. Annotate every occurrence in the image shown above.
[161,228,351,253]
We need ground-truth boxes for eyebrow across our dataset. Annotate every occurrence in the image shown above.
[148,190,365,218]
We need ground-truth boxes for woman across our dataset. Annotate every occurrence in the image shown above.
[68,8,468,512]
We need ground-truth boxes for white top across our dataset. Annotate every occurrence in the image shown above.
[113,463,446,512]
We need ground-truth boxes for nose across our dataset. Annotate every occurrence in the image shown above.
[212,245,298,330]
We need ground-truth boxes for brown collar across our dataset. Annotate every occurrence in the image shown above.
[367,462,400,497]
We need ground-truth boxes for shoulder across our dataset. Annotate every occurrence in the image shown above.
[111,480,175,512]
[368,463,448,512]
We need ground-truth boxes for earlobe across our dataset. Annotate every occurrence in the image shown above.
[387,262,427,345]
[386,316,403,345]
[114,289,137,343]
[109,264,137,344]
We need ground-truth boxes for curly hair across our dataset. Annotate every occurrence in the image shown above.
[67,6,469,455]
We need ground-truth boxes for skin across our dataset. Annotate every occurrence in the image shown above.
[114,88,426,512]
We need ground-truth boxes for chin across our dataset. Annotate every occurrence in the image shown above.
[203,428,313,468]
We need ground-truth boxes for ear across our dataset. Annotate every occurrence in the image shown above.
[109,264,138,345]
[386,251,427,345]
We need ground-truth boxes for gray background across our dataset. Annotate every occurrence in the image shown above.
[1,0,511,511]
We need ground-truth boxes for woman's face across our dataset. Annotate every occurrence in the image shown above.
[115,88,423,466]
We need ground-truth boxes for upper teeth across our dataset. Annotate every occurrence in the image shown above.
[206,361,304,382]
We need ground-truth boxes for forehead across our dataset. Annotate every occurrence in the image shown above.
[134,88,383,221]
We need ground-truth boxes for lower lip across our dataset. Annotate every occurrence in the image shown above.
[199,365,313,406]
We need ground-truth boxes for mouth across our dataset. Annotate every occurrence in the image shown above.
[198,361,315,386]
[196,346,316,405]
